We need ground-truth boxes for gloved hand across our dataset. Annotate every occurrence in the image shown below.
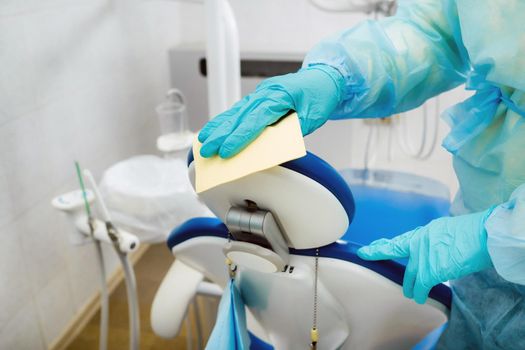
[198,65,344,158]
[357,209,495,304]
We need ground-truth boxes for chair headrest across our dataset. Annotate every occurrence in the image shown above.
[187,150,355,249]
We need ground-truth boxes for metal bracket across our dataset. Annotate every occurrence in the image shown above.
[225,206,289,271]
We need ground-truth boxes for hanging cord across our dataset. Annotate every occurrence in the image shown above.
[397,96,440,160]
[311,248,320,349]
[363,122,381,181]
[387,118,394,162]
[399,104,427,157]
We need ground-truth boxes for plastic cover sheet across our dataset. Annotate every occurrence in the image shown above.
[100,155,212,243]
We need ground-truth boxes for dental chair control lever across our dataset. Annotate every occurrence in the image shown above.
[223,207,289,273]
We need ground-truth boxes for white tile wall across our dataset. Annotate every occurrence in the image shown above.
[35,272,76,345]
[0,299,45,350]
[0,0,182,347]
[17,200,70,292]
[0,15,38,123]
[64,242,103,309]
[0,112,58,216]
[0,221,32,331]
[0,160,14,227]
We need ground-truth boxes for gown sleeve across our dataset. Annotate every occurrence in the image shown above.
[303,0,469,119]
[485,184,525,285]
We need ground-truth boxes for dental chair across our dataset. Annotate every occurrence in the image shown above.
[151,150,452,350]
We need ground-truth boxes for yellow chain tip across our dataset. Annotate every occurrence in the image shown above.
[310,328,319,342]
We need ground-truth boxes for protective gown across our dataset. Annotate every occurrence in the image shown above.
[303,0,525,348]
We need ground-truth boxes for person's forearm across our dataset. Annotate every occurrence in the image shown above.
[303,0,469,119]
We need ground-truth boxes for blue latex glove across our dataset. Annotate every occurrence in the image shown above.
[357,209,494,304]
[198,65,344,158]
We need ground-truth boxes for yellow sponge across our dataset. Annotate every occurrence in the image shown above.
[193,113,306,193]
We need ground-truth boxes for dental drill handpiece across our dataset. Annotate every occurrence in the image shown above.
[75,162,96,236]
[82,169,122,251]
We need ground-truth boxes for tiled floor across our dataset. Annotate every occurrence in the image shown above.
[67,244,218,349]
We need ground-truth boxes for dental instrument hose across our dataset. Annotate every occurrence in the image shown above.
[84,169,141,350]
[94,236,109,350]
[397,96,440,160]
[75,162,108,350]
[117,250,141,350]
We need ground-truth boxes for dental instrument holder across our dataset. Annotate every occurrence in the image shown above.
[52,189,139,252]
[52,189,96,245]
[224,206,289,273]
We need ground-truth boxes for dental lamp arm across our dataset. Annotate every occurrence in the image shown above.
[205,0,241,115]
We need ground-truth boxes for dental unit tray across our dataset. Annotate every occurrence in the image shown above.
[153,150,452,350]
